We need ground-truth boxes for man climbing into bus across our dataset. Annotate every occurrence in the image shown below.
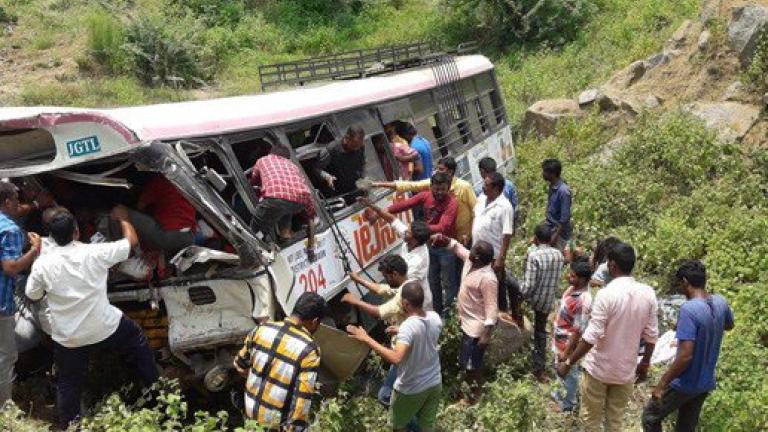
[373,156,476,314]
[249,143,316,260]
[315,126,366,202]
[234,292,325,431]
[380,172,458,316]
[25,206,159,428]
[385,121,422,181]
[347,282,443,432]
[396,122,433,182]
[0,182,41,408]
[126,174,196,257]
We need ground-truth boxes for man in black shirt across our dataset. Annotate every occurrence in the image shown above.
[318,126,366,202]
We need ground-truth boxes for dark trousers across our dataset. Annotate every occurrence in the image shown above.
[642,388,709,432]
[54,315,159,429]
[497,274,524,322]
[428,246,459,316]
[252,198,304,243]
[532,310,549,373]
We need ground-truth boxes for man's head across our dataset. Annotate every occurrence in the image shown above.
[533,222,553,245]
[49,210,79,246]
[342,126,365,152]
[291,292,326,334]
[396,122,418,143]
[404,220,431,249]
[384,121,404,140]
[378,254,408,288]
[483,172,505,201]
[436,157,457,181]
[541,158,562,183]
[478,157,498,179]
[674,260,706,296]
[429,172,451,201]
[607,242,635,278]
[400,280,425,313]
[469,240,494,268]
[0,182,20,218]
[568,256,593,288]
[593,236,621,268]
[42,206,69,235]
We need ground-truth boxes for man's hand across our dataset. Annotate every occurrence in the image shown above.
[636,362,650,383]
[478,328,493,348]
[430,233,449,247]
[385,325,399,336]
[356,196,373,207]
[341,293,358,305]
[27,232,41,253]
[346,325,370,342]
[324,175,337,190]
[493,257,505,273]
[556,361,571,379]
[306,247,317,263]
[347,271,363,283]
[111,204,130,221]
[651,384,665,400]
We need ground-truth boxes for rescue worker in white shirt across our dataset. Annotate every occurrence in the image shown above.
[471,172,521,324]
[25,206,159,429]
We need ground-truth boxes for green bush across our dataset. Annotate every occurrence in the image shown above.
[86,11,128,74]
[0,5,18,23]
[744,26,768,93]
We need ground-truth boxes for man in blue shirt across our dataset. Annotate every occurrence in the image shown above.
[398,122,433,181]
[542,159,571,249]
[475,157,518,211]
[642,260,734,432]
[0,182,41,406]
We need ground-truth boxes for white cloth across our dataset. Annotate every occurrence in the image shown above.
[391,219,432,311]
[471,194,514,257]
[26,239,131,348]
[394,311,443,394]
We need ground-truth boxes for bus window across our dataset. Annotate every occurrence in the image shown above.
[489,90,506,125]
[473,99,489,134]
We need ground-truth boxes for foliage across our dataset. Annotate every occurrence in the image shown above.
[446,0,598,48]
[85,10,128,74]
[0,4,17,23]
[744,25,768,93]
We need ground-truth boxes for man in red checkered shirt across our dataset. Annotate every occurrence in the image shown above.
[250,147,317,260]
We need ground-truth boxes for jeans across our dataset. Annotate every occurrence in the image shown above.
[552,360,580,411]
[580,371,634,432]
[641,388,709,432]
[251,197,305,243]
[428,246,459,316]
[378,364,397,406]
[127,209,195,256]
[0,315,17,406]
[54,315,159,429]
[532,310,549,374]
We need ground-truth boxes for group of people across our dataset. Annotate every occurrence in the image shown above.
[235,147,734,432]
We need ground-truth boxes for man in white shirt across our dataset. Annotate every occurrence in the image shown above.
[26,206,159,429]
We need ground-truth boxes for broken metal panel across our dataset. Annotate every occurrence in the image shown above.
[312,324,370,382]
[170,246,241,274]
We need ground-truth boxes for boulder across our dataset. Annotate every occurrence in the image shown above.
[643,94,662,109]
[698,30,712,51]
[607,60,647,89]
[524,99,583,137]
[486,314,530,365]
[700,0,719,24]
[669,20,694,49]
[727,5,768,67]
[721,81,745,101]
[578,88,602,107]
[646,52,671,69]
[684,102,761,142]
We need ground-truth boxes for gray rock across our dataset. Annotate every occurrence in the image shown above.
[524,99,583,138]
[700,0,719,24]
[627,60,647,87]
[486,315,531,365]
[727,5,768,67]
[646,52,671,69]
[670,20,694,48]
[698,30,712,51]
[590,136,626,164]
[721,81,745,101]
[644,94,662,109]
[578,88,602,107]
[684,102,761,142]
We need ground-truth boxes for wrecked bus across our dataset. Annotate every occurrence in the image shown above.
[0,44,514,393]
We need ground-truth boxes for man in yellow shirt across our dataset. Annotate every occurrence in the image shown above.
[373,157,477,315]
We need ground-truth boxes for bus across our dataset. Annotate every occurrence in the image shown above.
[0,43,514,391]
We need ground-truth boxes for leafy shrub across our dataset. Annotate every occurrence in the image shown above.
[744,26,768,93]
[0,5,17,23]
[171,0,249,27]
[445,0,598,48]
[86,11,128,74]
[124,15,210,88]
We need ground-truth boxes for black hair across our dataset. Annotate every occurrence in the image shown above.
[488,172,505,191]
[400,281,424,309]
[345,125,366,140]
[593,236,622,266]
[396,122,417,138]
[675,260,706,288]
[292,292,326,321]
[570,256,593,279]
[608,242,636,275]
[430,172,451,186]
[478,157,497,173]
[541,159,562,177]
[439,156,457,173]
[49,211,77,246]
[471,240,494,266]
[534,223,553,243]
[42,207,69,230]
[0,182,18,205]
[378,254,408,276]
[410,221,431,246]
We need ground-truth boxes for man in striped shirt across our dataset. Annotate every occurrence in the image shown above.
[521,223,565,382]
[234,292,325,431]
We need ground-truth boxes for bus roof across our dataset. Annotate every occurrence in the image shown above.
[0,55,493,143]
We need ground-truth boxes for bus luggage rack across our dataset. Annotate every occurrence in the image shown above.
[259,41,478,91]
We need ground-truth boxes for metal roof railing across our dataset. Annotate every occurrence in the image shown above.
[258,41,479,91]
